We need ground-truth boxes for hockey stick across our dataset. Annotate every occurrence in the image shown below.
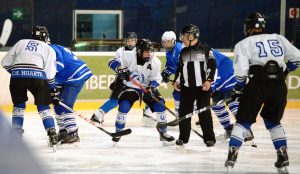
[0,19,13,47]
[129,77,206,138]
[129,77,176,115]
[58,101,132,138]
[157,98,232,128]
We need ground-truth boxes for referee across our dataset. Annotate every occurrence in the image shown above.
[174,24,216,147]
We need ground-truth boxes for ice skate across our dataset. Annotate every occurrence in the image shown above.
[225,146,239,173]
[47,128,58,152]
[15,128,24,137]
[142,108,156,127]
[224,124,234,140]
[57,129,68,142]
[275,146,289,174]
[158,130,175,146]
[60,129,80,148]
[244,129,257,147]
[90,109,105,124]
[175,139,185,150]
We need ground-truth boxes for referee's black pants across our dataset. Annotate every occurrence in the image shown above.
[178,86,216,144]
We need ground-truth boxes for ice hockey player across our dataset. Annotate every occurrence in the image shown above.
[225,12,300,174]
[105,39,175,145]
[49,40,92,145]
[173,24,216,148]
[1,25,58,149]
[210,49,254,142]
[91,32,137,124]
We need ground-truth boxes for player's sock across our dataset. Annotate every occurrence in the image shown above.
[229,122,250,147]
[264,119,287,150]
[212,104,231,129]
[227,100,239,117]
[12,103,26,130]
[37,105,56,130]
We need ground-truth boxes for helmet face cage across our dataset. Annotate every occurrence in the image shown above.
[136,39,154,62]
[180,24,200,41]
[243,12,266,37]
[125,32,137,49]
[32,25,49,42]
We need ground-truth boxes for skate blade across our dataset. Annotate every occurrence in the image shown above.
[52,145,57,152]
[58,142,80,149]
[161,140,175,146]
[226,166,233,174]
[277,166,289,174]
[112,141,118,147]
[175,145,185,150]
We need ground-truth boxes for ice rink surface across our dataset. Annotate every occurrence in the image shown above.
[7,109,300,174]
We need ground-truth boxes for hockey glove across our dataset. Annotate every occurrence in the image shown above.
[231,85,243,102]
[144,86,160,100]
[50,88,60,106]
[117,66,130,81]
[161,69,171,83]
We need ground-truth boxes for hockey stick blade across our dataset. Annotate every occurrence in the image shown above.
[0,19,13,47]
[58,101,132,138]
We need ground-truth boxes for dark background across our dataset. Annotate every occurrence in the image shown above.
[0,0,299,49]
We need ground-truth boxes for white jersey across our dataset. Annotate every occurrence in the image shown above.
[1,39,56,85]
[115,47,136,58]
[116,51,162,89]
[234,33,300,78]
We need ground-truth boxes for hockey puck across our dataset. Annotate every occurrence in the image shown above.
[251,144,258,148]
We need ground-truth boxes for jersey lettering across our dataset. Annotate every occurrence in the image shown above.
[25,41,39,52]
[255,39,283,58]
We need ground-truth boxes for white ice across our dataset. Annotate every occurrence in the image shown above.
[8,109,300,174]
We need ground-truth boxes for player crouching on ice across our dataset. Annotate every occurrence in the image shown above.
[92,39,175,145]
[1,26,58,150]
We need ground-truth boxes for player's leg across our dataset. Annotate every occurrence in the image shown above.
[9,78,29,136]
[91,78,124,124]
[261,80,288,172]
[113,89,139,143]
[29,78,58,147]
[225,80,262,168]
[211,90,232,139]
[172,90,180,118]
[143,90,175,145]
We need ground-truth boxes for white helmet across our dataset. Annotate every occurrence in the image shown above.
[161,31,176,50]
[161,31,176,41]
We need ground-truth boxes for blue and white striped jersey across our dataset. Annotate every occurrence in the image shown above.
[164,42,183,74]
[50,44,92,85]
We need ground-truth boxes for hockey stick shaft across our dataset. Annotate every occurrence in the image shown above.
[129,77,176,115]
[158,97,232,128]
[58,101,131,137]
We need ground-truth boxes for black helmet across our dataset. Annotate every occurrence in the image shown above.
[32,25,49,42]
[124,32,137,50]
[180,24,200,40]
[244,12,266,37]
[136,39,154,62]
[125,32,137,39]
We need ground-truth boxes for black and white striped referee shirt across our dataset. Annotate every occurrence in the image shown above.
[176,42,216,87]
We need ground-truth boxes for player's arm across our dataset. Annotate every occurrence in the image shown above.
[278,35,300,74]
[45,46,57,90]
[233,43,249,87]
[1,41,19,72]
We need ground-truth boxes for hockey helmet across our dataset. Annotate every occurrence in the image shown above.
[32,25,49,42]
[161,31,176,50]
[244,12,266,37]
[136,39,154,62]
[124,32,137,49]
[180,24,200,41]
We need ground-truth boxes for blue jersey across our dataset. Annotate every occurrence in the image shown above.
[50,44,92,85]
[164,42,182,74]
[211,49,236,92]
